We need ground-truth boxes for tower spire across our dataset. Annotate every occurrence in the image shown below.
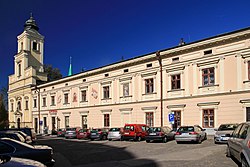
[68,57,72,76]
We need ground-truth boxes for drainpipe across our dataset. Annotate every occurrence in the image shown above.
[156,51,163,127]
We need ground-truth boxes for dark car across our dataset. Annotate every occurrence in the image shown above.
[214,123,238,144]
[175,125,207,144]
[2,128,37,143]
[0,155,46,167]
[0,138,55,166]
[89,128,109,141]
[227,122,250,167]
[145,126,175,143]
[0,132,26,143]
[76,129,90,139]
[57,128,66,137]
[0,130,32,144]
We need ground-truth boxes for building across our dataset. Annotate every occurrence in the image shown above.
[8,16,250,134]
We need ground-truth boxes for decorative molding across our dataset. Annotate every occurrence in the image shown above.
[79,111,89,115]
[101,109,112,114]
[141,106,157,111]
[166,66,185,73]
[197,102,220,106]
[101,81,112,85]
[197,59,219,67]
[119,108,133,112]
[141,72,157,77]
[62,112,71,116]
[239,99,250,104]
[119,77,132,82]
[167,104,186,109]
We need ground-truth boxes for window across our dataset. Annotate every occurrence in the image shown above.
[81,90,87,101]
[25,100,28,110]
[145,78,154,94]
[123,83,129,97]
[18,63,21,77]
[124,69,129,73]
[173,111,181,130]
[42,97,46,107]
[103,86,110,99]
[51,96,55,106]
[171,74,181,90]
[146,112,154,127]
[204,50,212,55]
[64,93,69,104]
[238,124,249,139]
[146,63,152,68]
[43,117,47,128]
[32,41,39,51]
[34,99,37,108]
[202,68,214,86]
[248,61,250,80]
[203,109,214,128]
[82,115,87,128]
[17,101,21,111]
[104,114,110,127]
[105,73,109,77]
[21,42,23,51]
[11,103,13,111]
[172,57,179,62]
[65,116,69,128]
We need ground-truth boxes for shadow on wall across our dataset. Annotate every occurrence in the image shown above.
[36,139,159,167]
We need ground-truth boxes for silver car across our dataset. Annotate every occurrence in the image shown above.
[214,123,238,144]
[107,128,123,141]
[175,125,207,144]
[227,122,250,167]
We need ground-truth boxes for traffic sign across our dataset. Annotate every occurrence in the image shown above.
[168,113,174,124]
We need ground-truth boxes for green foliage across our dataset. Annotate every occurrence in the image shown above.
[44,64,63,82]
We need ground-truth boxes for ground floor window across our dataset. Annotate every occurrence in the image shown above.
[203,109,214,128]
[65,116,69,128]
[82,115,87,128]
[146,112,154,127]
[104,114,110,127]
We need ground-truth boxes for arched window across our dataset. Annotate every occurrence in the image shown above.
[18,63,21,76]
[17,101,21,111]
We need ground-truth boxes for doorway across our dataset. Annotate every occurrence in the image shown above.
[17,118,20,129]
[247,107,250,122]
[34,118,38,133]
[173,111,181,131]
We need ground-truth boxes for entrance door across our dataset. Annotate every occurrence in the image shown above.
[82,115,87,128]
[247,107,250,122]
[52,117,56,134]
[17,118,20,129]
[34,118,38,133]
[173,111,181,131]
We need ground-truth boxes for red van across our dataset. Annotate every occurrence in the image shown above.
[122,124,148,141]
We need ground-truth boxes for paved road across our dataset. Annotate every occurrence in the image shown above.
[37,136,239,167]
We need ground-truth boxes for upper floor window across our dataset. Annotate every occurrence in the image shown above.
[202,68,214,86]
[103,86,110,99]
[65,116,69,128]
[64,93,69,104]
[11,103,14,111]
[104,114,110,127]
[25,100,28,110]
[204,49,212,55]
[123,83,129,97]
[33,99,37,108]
[171,74,181,90]
[81,90,87,102]
[51,96,55,106]
[42,97,46,107]
[145,78,154,94]
[248,61,250,80]
[17,101,21,111]
[203,109,214,128]
[21,42,23,51]
[32,41,39,51]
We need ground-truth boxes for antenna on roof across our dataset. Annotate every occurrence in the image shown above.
[179,38,186,46]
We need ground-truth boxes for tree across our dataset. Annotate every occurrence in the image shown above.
[44,64,63,82]
[0,87,8,129]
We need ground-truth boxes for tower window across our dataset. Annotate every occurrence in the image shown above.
[32,41,39,51]
[124,69,129,73]
[18,63,21,77]
[21,42,23,51]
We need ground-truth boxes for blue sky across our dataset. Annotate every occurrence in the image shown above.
[1,0,250,89]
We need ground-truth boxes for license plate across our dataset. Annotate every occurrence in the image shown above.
[182,133,189,136]
[91,133,97,135]
[221,137,229,140]
[69,133,73,135]
[149,133,156,135]
[124,132,129,135]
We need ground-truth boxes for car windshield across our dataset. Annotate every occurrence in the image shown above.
[66,128,76,131]
[109,128,120,132]
[178,127,194,132]
[218,124,238,131]
[79,129,87,132]
[91,129,98,133]
[124,126,134,131]
[148,127,161,132]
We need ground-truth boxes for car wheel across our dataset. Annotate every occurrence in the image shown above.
[176,141,181,144]
[108,139,112,141]
[226,145,231,157]
[204,134,207,140]
[146,140,150,143]
[162,136,167,143]
[102,135,107,140]
[197,136,202,144]
[241,156,249,167]
[90,138,94,141]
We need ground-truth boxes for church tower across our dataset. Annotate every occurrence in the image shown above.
[8,14,47,129]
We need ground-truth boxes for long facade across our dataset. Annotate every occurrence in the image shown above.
[8,17,250,135]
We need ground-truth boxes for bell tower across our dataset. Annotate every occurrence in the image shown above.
[8,14,47,129]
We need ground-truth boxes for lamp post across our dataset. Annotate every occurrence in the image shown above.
[35,86,41,134]
[156,51,163,127]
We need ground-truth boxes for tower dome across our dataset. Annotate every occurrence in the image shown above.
[24,13,39,31]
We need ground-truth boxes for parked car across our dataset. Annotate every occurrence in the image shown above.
[0,138,55,166]
[122,124,148,141]
[76,129,90,139]
[227,122,250,167]
[57,128,66,137]
[0,155,46,167]
[0,128,36,143]
[145,126,175,143]
[65,127,81,139]
[0,130,32,144]
[214,123,238,144]
[0,132,26,143]
[175,125,207,144]
[107,127,123,141]
[89,128,109,141]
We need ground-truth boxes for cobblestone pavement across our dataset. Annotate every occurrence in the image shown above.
[37,136,239,167]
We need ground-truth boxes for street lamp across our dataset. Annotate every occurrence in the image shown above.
[156,51,163,127]
[35,86,41,134]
